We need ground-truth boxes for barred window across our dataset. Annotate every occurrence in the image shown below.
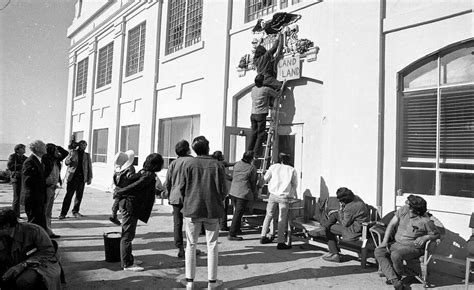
[96,42,114,88]
[166,0,203,55]
[246,0,277,22]
[92,128,109,163]
[399,40,474,198]
[75,57,88,97]
[125,22,146,77]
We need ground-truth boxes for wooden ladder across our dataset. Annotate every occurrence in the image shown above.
[256,80,287,179]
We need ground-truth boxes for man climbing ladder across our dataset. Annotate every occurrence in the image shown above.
[247,76,287,172]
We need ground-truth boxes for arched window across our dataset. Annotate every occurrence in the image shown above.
[399,39,474,198]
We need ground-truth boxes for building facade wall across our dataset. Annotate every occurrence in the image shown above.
[65,1,473,271]
[383,1,474,239]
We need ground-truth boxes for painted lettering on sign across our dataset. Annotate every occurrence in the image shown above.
[277,55,301,81]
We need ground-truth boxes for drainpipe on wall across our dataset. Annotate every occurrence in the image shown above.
[150,0,163,152]
[376,0,386,214]
[221,0,233,148]
[114,18,126,154]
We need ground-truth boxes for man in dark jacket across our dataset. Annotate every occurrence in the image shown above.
[114,153,163,272]
[59,140,92,219]
[165,140,193,258]
[7,144,27,218]
[228,151,257,240]
[180,136,227,289]
[320,187,370,262]
[21,140,48,230]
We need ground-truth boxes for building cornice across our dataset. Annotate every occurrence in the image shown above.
[68,0,143,52]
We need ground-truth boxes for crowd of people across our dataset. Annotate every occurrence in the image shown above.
[0,49,438,288]
[1,135,441,290]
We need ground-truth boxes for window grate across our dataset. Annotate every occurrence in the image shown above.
[75,57,88,97]
[126,22,146,77]
[246,0,277,23]
[96,42,114,88]
[166,0,202,55]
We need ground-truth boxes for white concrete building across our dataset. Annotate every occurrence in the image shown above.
[65,0,473,276]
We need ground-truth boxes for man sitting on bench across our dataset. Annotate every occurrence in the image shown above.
[374,195,440,289]
[318,187,370,263]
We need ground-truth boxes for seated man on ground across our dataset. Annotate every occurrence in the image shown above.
[318,187,370,263]
[374,195,440,289]
[0,208,61,290]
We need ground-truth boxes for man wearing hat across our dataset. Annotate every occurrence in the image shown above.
[374,195,440,289]
[320,187,370,262]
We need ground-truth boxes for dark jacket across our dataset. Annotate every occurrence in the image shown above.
[165,155,193,205]
[253,38,280,77]
[7,153,27,183]
[0,223,61,290]
[115,170,156,223]
[21,155,46,205]
[113,165,138,188]
[64,149,92,183]
[229,160,257,201]
[43,146,68,186]
[337,195,370,240]
[180,155,227,219]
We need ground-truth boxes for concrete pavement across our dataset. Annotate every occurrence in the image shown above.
[0,182,466,289]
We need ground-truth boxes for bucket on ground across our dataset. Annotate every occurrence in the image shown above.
[103,232,121,262]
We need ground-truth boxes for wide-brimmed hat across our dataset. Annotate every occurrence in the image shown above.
[113,152,128,172]
[122,150,135,170]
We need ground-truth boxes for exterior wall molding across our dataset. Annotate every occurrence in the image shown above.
[69,1,140,52]
[123,73,144,84]
[383,6,473,34]
[179,77,204,100]
[89,39,97,55]
[114,19,126,39]
[68,0,117,38]
[69,54,77,68]
[161,41,205,64]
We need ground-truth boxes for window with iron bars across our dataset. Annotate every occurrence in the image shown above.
[166,0,203,55]
[75,57,88,97]
[246,0,303,22]
[125,22,146,77]
[96,42,113,88]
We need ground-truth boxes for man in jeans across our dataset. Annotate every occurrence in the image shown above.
[180,136,227,289]
[165,140,194,258]
[247,74,278,157]
[374,195,440,289]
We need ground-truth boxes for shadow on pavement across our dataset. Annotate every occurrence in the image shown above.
[226,266,374,288]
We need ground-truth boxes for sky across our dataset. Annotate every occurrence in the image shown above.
[0,0,76,153]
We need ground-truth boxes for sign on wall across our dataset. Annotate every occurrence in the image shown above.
[277,55,301,81]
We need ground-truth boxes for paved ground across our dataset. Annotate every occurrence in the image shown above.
[0,182,467,289]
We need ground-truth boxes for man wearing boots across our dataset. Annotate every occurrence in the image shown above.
[319,187,370,262]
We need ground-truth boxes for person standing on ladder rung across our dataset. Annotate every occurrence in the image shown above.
[248,74,279,158]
